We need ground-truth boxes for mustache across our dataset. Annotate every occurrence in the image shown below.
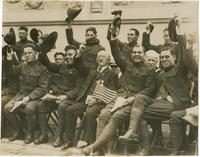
[131,55,144,60]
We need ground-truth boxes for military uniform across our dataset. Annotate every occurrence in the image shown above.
[4,60,49,143]
[117,39,138,63]
[39,56,84,145]
[81,39,156,154]
[139,35,192,153]
[66,28,105,76]
[169,106,198,155]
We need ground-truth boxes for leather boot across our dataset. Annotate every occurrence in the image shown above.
[169,120,183,155]
[24,112,36,144]
[118,108,142,143]
[137,119,150,155]
[53,110,65,147]
[81,121,118,155]
[6,113,24,141]
[34,113,48,144]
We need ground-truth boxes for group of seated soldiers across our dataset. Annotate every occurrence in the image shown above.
[1,10,198,156]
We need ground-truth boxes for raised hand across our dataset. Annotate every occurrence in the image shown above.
[146,21,154,34]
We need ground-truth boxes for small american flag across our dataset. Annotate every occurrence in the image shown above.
[93,82,117,103]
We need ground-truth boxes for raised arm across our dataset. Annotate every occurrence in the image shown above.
[38,53,60,73]
[66,23,81,48]
[5,51,22,76]
[109,39,128,74]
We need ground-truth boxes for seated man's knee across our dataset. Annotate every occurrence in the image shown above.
[98,110,111,122]
[133,94,152,109]
[25,102,37,115]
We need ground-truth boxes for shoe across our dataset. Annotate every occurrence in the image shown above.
[61,141,74,150]
[92,149,105,156]
[118,130,139,144]
[24,134,33,144]
[169,150,180,155]
[34,135,48,145]
[9,131,24,141]
[81,145,93,155]
[53,137,63,148]
[136,148,150,156]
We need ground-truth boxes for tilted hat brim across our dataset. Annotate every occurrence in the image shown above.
[2,45,11,57]
[4,28,16,45]
[111,10,122,16]
[39,31,58,54]
[65,8,82,22]
[30,28,39,43]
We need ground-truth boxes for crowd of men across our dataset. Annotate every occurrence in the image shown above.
[1,9,198,155]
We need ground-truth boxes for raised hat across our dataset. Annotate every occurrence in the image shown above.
[111,10,122,38]
[39,31,58,54]
[111,10,122,16]
[168,17,178,42]
[30,28,43,43]
[65,8,82,23]
[4,28,16,45]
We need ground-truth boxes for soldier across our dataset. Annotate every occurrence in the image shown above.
[136,16,192,155]
[37,45,84,145]
[65,9,105,76]
[58,50,118,150]
[4,43,49,144]
[81,17,156,155]
[170,105,198,155]
[107,11,140,63]
[12,26,33,61]
[142,24,176,53]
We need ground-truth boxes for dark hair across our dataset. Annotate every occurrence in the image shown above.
[22,43,39,52]
[129,28,139,36]
[86,27,97,35]
[64,45,78,52]
[161,45,177,56]
[163,27,168,32]
[54,52,64,58]
[18,26,28,32]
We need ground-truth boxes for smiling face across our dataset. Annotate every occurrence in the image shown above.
[127,29,139,43]
[24,47,37,63]
[160,50,176,68]
[64,49,77,65]
[131,46,145,63]
[96,50,110,67]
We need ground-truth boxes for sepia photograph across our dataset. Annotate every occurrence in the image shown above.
[1,0,198,156]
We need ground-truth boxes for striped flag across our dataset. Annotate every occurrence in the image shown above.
[92,83,117,103]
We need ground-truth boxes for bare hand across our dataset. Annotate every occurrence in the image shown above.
[56,95,67,104]
[122,96,135,106]
[175,16,183,35]
[6,48,14,61]
[21,96,30,105]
